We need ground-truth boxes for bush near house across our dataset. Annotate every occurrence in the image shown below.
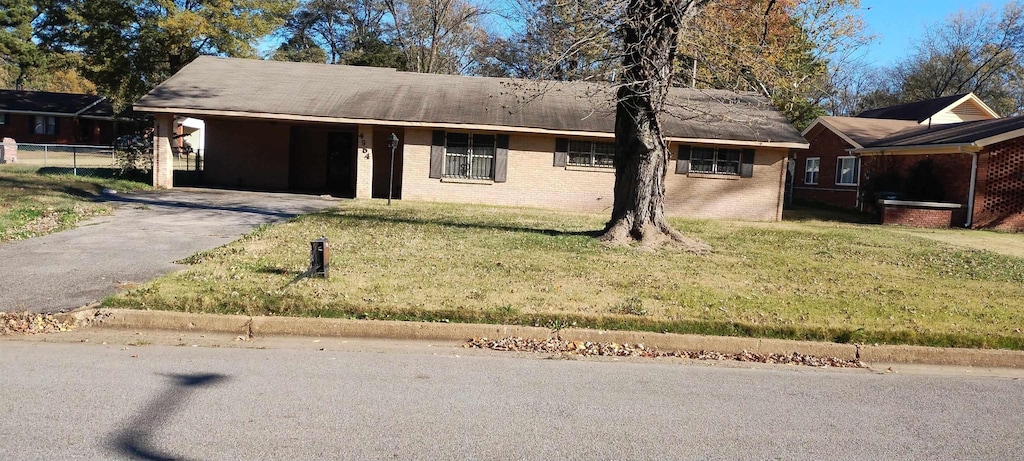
[105,200,1024,350]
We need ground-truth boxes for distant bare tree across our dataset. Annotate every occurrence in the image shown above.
[384,0,488,74]
[844,2,1024,116]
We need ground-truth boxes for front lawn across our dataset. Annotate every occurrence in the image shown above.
[0,166,150,242]
[105,200,1024,349]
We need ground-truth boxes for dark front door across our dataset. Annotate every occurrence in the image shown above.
[327,132,356,198]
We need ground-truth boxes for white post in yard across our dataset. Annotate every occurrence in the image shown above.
[153,113,175,189]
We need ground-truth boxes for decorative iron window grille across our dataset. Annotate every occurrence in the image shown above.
[567,140,615,168]
[445,132,495,179]
[690,146,741,175]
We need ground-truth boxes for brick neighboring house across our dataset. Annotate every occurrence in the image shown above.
[133,57,809,221]
[0,90,118,145]
[797,94,1024,231]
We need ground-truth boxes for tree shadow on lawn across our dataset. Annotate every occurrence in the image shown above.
[320,210,605,238]
[783,204,878,225]
[0,174,103,201]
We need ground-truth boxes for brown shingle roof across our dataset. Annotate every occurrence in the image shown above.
[866,115,1024,147]
[856,94,970,122]
[808,116,920,147]
[134,56,807,146]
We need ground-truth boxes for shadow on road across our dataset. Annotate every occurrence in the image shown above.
[109,373,230,461]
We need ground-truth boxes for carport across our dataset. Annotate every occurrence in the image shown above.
[149,113,404,199]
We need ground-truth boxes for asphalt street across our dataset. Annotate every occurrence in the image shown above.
[0,188,337,313]
[2,332,1021,460]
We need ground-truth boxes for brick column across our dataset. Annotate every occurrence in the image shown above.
[356,124,374,199]
[153,113,175,189]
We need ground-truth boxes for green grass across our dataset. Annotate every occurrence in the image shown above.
[105,200,1024,350]
[0,165,150,242]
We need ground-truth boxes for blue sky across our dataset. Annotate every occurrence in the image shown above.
[859,0,1013,66]
[260,1,1009,67]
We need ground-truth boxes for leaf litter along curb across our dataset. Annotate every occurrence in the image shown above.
[466,336,865,368]
[1,312,76,335]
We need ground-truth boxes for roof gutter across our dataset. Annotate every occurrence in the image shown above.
[133,105,809,150]
[850,143,981,155]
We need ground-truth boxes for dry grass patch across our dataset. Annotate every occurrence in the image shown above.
[106,200,1024,349]
[0,166,150,242]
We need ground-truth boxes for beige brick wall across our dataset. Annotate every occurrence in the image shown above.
[400,128,787,221]
[205,118,290,190]
[664,142,787,221]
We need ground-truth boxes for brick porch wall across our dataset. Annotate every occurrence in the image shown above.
[974,138,1024,231]
[881,206,967,228]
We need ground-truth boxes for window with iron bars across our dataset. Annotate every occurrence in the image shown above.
[567,140,615,168]
[690,146,741,175]
[445,133,495,180]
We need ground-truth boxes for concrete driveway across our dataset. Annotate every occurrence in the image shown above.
[0,188,338,313]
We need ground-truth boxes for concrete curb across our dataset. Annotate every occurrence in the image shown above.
[64,308,1024,368]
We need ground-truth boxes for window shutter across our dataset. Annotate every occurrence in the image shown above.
[494,134,509,183]
[675,145,691,174]
[429,130,445,179]
[740,149,755,178]
[553,138,568,167]
[53,117,59,136]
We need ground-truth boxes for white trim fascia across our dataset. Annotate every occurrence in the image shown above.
[953,93,1001,119]
[666,137,807,149]
[850,143,980,155]
[921,94,1002,125]
[801,118,863,149]
[975,126,1024,148]
[134,105,809,150]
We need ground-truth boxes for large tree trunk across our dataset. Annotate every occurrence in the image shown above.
[600,0,710,252]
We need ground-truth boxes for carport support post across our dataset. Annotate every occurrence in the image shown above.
[356,125,374,199]
[153,113,175,189]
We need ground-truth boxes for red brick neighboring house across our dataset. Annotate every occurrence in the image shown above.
[0,90,117,145]
[797,94,1024,231]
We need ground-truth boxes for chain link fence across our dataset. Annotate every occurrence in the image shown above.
[5,143,202,177]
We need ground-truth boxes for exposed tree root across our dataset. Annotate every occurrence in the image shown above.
[599,218,712,254]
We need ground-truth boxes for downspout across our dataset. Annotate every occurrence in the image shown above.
[856,154,862,211]
[966,148,978,228]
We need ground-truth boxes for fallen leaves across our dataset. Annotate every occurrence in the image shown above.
[1,312,76,335]
[466,336,865,368]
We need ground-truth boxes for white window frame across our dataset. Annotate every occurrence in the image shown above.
[567,140,615,168]
[0,112,8,125]
[444,132,496,180]
[835,156,859,186]
[804,157,820,185]
[33,115,57,135]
